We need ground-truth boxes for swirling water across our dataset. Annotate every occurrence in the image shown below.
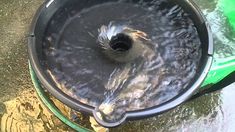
[43,0,202,122]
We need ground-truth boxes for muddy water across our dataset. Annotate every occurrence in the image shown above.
[43,0,201,122]
[0,0,234,132]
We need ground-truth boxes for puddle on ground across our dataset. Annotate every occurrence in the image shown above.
[0,89,73,132]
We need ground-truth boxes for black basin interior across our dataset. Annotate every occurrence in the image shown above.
[28,0,213,127]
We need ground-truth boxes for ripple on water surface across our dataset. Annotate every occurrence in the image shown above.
[43,0,202,122]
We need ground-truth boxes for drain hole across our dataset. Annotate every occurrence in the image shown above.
[109,33,133,52]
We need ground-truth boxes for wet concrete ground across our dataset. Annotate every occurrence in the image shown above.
[0,0,43,102]
[0,0,234,131]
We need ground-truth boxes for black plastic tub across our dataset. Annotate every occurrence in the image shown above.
[28,0,213,127]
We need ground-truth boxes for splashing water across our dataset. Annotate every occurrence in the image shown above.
[43,0,202,122]
[97,22,154,62]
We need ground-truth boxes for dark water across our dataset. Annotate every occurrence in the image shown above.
[43,0,201,122]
